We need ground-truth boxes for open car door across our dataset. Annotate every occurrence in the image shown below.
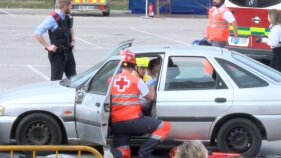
[104,39,134,59]
[75,56,123,146]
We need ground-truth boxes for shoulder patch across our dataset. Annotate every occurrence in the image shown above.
[50,11,60,22]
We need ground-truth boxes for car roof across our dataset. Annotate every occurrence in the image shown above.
[127,45,231,58]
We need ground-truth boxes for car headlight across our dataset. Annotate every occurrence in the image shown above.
[0,106,5,116]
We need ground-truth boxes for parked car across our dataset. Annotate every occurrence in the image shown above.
[1,40,281,157]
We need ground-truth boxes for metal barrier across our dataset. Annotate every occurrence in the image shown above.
[0,145,103,158]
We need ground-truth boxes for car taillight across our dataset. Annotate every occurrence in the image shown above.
[98,5,106,11]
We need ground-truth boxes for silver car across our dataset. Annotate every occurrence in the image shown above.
[1,40,281,157]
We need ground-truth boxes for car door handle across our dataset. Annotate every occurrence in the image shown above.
[104,103,111,112]
[215,98,227,103]
[96,102,100,107]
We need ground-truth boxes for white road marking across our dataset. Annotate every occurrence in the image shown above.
[129,27,190,45]
[26,65,49,81]
[76,37,105,49]
[0,9,16,16]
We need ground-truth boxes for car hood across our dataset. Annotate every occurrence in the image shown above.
[0,81,76,105]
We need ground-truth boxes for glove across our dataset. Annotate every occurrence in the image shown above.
[256,37,262,43]
[256,36,268,43]
[149,80,157,87]
[233,38,239,44]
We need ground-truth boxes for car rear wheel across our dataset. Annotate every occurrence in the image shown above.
[216,118,262,157]
[102,10,110,16]
[16,113,62,146]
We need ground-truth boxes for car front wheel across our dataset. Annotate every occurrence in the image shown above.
[15,113,62,146]
[216,118,262,157]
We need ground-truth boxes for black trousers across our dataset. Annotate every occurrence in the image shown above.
[111,116,169,158]
[270,47,281,72]
[48,51,76,81]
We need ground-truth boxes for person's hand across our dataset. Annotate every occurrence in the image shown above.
[71,40,75,48]
[46,45,57,53]
[150,80,157,87]
[261,37,269,43]
[256,36,268,43]
[233,37,239,44]
[256,37,262,43]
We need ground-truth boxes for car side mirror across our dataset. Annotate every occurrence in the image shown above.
[75,89,85,104]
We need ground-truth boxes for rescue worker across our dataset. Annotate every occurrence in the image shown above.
[133,57,151,82]
[207,0,238,48]
[34,0,76,81]
[104,50,171,158]
[257,9,281,72]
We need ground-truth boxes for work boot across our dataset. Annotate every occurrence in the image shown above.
[103,145,114,158]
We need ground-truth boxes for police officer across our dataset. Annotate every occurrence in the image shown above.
[207,0,238,48]
[257,9,281,72]
[34,0,76,81]
[104,50,171,158]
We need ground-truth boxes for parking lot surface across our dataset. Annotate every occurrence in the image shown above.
[0,9,281,157]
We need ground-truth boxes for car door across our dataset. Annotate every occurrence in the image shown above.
[75,57,122,146]
[156,55,234,140]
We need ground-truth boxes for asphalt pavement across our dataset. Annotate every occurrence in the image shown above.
[0,9,281,158]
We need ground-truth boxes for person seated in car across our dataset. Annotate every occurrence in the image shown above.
[139,58,161,114]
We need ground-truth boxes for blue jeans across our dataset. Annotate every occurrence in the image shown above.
[211,41,227,48]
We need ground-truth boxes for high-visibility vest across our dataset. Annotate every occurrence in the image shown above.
[111,71,142,123]
[207,6,229,42]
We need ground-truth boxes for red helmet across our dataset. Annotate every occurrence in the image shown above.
[119,49,136,65]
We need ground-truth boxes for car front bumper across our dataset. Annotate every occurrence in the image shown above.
[0,116,17,144]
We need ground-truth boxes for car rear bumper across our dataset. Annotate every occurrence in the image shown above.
[227,46,272,60]
[255,115,281,141]
[72,4,109,13]
[0,116,17,144]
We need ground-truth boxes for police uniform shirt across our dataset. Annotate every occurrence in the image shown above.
[262,24,281,48]
[34,9,67,37]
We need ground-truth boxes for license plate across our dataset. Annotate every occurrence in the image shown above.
[228,37,249,47]
[78,5,95,10]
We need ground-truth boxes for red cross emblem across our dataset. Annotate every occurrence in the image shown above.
[114,76,130,92]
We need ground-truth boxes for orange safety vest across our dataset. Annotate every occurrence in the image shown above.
[207,6,229,42]
[111,71,142,123]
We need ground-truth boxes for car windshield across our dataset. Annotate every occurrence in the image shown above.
[228,0,281,8]
[232,52,281,83]
[62,60,105,88]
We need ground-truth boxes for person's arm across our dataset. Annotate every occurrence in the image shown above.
[262,26,281,47]
[70,28,75,47]
[145,86,156,102]
[231,21,238,38]
[34,16,57,52]
[224,11,238,38]
[34,34,57,52]
[138,80,155,102]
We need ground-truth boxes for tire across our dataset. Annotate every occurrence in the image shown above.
[102,10,110,16]
[16,113,62,146]
[216,118,262,157]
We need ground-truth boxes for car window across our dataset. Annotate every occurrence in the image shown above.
[68,60,105,88]
[165,56,227,91]
[232,52,281,83]
[229,0,280,8]
[216,58,268,88]
[88,60,120,95]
